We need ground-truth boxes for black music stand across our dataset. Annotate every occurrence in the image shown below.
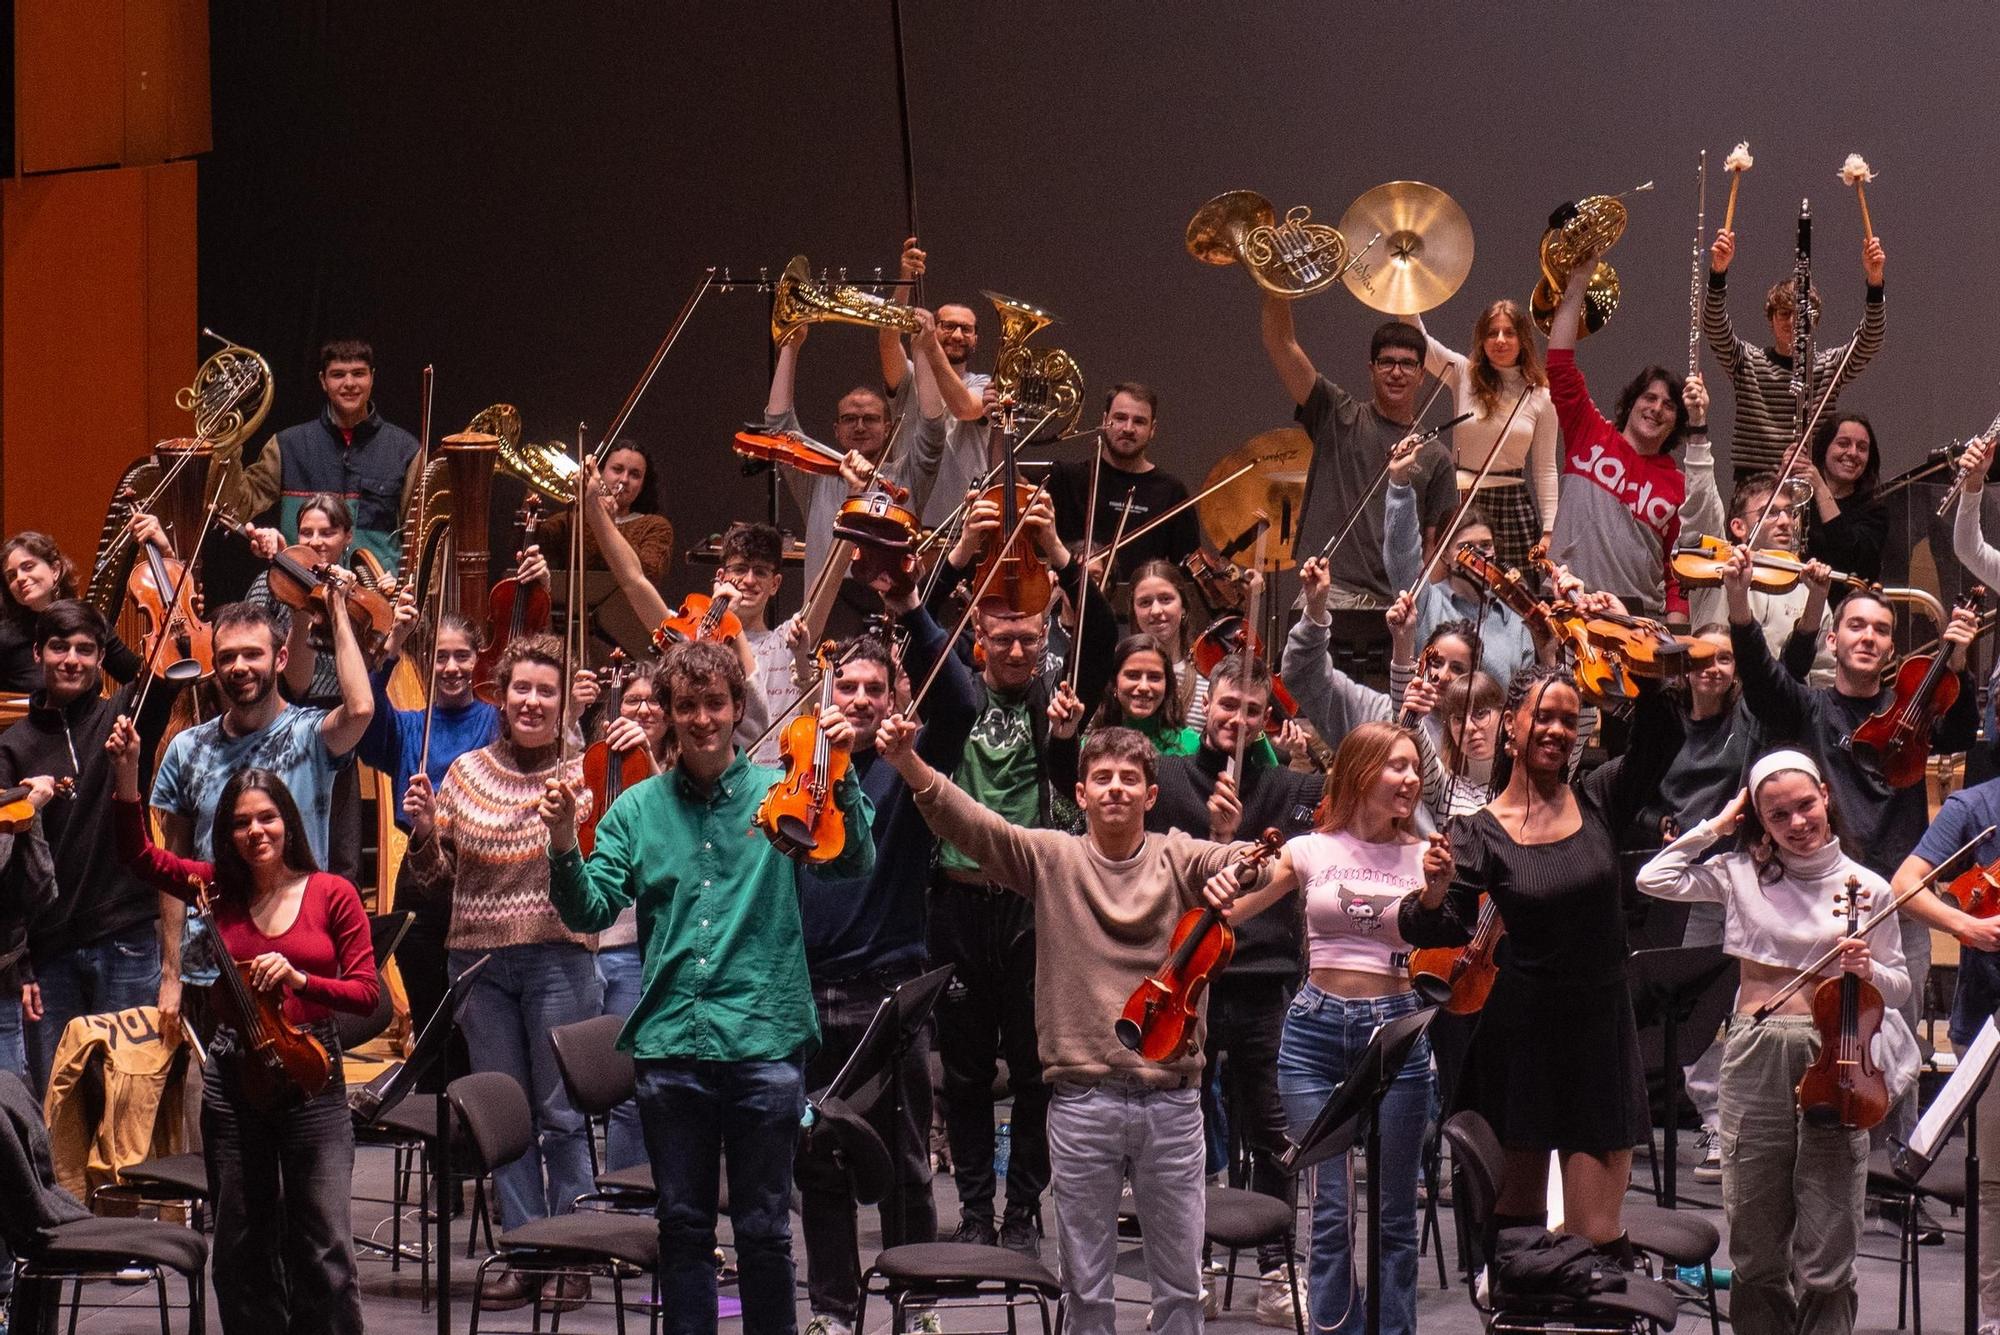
[805,964,953,1239]
[1280,1005,1437,1335]
[1629,943,1736,1207]
[1893,1016,2000,1335]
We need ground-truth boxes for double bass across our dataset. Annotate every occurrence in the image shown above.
[191,874,331,1112]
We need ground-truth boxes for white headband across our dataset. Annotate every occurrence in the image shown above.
[1748,749,1822,793]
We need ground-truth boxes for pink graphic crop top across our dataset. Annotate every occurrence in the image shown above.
[1288,829,1422,975]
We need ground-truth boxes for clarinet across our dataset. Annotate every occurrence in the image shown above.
[1688,149,1706,378]
[1774,200,1818,507]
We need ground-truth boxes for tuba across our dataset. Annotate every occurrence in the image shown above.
[770,255,924,345]
[982,290,1084,437]
[1529,184,1652,337]
[475,402,580,505]
[1186,190,1350,298]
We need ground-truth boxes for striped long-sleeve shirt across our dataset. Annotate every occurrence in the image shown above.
[1702,271,1885,476]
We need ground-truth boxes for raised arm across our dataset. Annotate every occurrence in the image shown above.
[1724,546,1812,739]
[1634,792,1741,903]
[318,589,375,757]
[1828,235,1887,393]
[580,459,671,625]
[1953,439,2000,587]
[1702,230,1748,376]
[1259,291,1318,407]
[878,713,1045,897]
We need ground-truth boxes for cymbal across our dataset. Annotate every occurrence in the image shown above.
[1198,427,1313,572]
[1338,181,1474,315]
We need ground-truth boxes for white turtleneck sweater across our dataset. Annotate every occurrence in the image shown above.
[1635,821,1910,1009]
[1418,319,1561,528]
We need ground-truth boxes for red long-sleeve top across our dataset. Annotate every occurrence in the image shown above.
[116,798,380,1022]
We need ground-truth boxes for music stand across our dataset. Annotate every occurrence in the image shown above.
[1628,943,1735,1207]
[806,964,953,1238]
[1893,1016,2000,1335]
[1280,1004,1437,1335]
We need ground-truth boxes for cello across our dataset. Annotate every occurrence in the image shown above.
[190,873,332,1113]
[1115,829,1284,1062]
[474,497,553,701]
[578,650,658,857]
[1795,876,1889,1131]
[1846,587,1987,790]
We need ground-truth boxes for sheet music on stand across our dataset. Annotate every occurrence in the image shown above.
[1898,1016,1999,1178]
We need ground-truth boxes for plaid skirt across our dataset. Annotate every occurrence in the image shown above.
[1461,470,1543,573]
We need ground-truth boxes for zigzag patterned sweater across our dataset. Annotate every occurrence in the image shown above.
[407,739,594,953]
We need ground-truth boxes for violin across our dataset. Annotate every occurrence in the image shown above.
[1522,538,1715,681]
[971,404,1051,617]
[1670,534,1859,594]
[219,514,395,652]
[756,642,851,863]
[1944,852,2000,919]
[578,650,658,857]
[732,429,850,476]
[0,777,76,834]
[1408,896,1505,1015]
[1795,875,1889,1131]
[126,528,213,683]
[651,590,744,654]
[1450,543,1634,704]
[475,497,554,701]
[835,481,924,600]
[1115,829,1284,1062]
[1182,549,1251,613]
[1847,587,1985,790]
[190,873,331,1113]
[1190,616,1301,718]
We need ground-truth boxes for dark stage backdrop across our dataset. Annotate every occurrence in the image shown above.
[201,2,2000,603]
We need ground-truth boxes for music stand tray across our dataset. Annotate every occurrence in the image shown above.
[1279,1005,1438,1335]
[1628,942,1735,1207]
[349,951,492,1124]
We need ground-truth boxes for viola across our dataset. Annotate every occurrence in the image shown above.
[578,650,658,857]
[1944,853,2000,919]
[1670,533,1859,594]
[1115,829,1284,1062]
[1451,543,1635,704]
[219,514,395,652]
[126,533,213,683]
[0,777,76,835]
[756,643,850,863]
[1409,896,1505,1015]
[971,405,1050,617]
[732,429,850,477]
[651,590,744,654]
[1190,615,1302,718]
[1795,875,1889,1131]
[1182,549,1251,613]
[190,873,331,1113]
[475,497,554,701]
[1846,587,1986,790]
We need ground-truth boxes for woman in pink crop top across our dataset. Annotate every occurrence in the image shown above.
[108,716,376,1335]
[1205,721,1442,1335]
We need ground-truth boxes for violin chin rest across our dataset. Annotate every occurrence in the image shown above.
[1113,1017,1143,1052]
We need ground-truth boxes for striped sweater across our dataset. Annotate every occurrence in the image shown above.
[408,739,594,952]
[1703,270,1885,475]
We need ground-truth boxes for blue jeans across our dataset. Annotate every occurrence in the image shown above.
[0,993,25,1080]
[596,944,647,1172]
[1278,984,1434,1335]
[638,1055,805,1335]
[25,925,163,1097]
[450,943,603,1229]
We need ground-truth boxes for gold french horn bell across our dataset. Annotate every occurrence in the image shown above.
[1186,190,1351,298]
[771,255,924,345]
[982,289,1084,437]
[1529,182,1653,337]
[474,403,580,505]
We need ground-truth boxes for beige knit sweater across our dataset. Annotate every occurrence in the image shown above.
[912,774,1245,1088]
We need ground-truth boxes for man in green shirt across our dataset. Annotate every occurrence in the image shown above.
[541,639,872,1335]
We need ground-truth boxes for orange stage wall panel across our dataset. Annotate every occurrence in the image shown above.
[15,0,211,174]
[1,163,199,570]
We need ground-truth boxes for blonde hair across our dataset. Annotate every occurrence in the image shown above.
[1316,721,1422,837]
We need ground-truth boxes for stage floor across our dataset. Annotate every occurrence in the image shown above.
[54,1127,1966,1333]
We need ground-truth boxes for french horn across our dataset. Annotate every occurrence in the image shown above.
[1530,183,1653,337]
[474,402,581,505]
[770,255,924,345]
[1186,190,1350,298]
[176,329,274,451]
[983,290,1084,437]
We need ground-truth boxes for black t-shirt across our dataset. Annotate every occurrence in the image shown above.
[1045,456,1199,584]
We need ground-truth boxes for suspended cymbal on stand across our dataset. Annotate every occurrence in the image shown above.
[1197,428,1313,572]
[1337,181,1474,315]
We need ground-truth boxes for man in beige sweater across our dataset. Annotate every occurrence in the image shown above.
[877,715,1252,1335]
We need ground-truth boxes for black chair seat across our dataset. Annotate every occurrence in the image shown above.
[1624,1203,1720,1266]
[1203,1184,1292,1249]
[118,1153,209,1198]
[39,1217,209,1273]
[871,1242,1061,1292]
[497,1212,659,1270]
[371,1096,449,1141]
[595,1163,657,1197]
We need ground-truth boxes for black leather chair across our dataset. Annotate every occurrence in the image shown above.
[858,1241,1063,1335]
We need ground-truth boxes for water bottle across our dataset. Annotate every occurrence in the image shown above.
[994,1119,1012,1178]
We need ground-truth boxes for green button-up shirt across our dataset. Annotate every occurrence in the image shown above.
[547,750,874,1062]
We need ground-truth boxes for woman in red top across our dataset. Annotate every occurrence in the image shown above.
[107,716,377,1335]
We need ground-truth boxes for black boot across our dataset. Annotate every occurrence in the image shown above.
[1591,1231,1637,1271]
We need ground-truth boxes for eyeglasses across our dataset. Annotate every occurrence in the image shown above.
[938,321,977,334]
[722,563,777,581]
[985,634,1046,653]
[836,413,886,428]
[1373,357,1422,373]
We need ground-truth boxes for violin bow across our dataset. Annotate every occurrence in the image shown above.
[1228,516,1270,788]
[417,529,452,778]
[1066,439,1105,697]
[129,485,227,724]
[1404,385,1533,598]
[1100,487,1138,596]
[1315,384,1464,564]
[889,0,924,309]
[592,271,716,468]
[908,478,1053,715]
[1745,337,1860,545]
[1748,824,1993,1024]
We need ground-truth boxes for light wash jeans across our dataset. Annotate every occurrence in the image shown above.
[450,943,603,1229]
[596,944,647,1171]
[1046,1079,1206,1335]
[1278,984,1433,1335]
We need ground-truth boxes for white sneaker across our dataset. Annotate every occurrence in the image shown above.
[1692,1127,1722,1183]
[910,1311,945,1334]
[803,1316,853,1335]
[1256,1267,1305,1327]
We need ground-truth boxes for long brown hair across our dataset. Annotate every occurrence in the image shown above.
[1316,721,1422,838]
[1467,300,1548,416]
[0,532,78,626]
